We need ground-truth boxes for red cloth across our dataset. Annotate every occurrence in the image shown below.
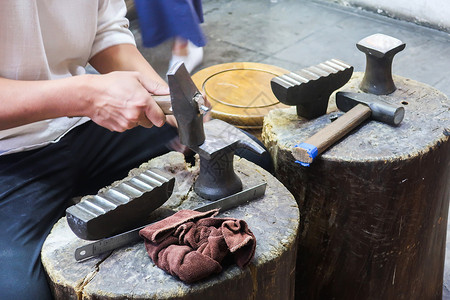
[139,209,256,283]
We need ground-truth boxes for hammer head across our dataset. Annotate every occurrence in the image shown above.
[336,91,405,126]
[167,62,208,148]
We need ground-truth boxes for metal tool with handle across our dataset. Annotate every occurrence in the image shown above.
[168,62,267,201]
[293,92,405,166]
[74,182,267,261]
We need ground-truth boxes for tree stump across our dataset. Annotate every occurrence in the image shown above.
[262,72,450,299]
[41,152,299,300]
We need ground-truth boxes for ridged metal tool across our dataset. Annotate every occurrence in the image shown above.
[66,168,175,240]
[74,182,267,261]
[271,59,353,119]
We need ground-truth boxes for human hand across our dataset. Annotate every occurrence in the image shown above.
[85,71,169,132]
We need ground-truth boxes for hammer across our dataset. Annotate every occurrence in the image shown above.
[292,91,405,166]
[65,63,207,240]
[168,62,266,200]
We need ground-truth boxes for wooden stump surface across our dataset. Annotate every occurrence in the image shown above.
[41,152,299,300]
[262,72,450,299]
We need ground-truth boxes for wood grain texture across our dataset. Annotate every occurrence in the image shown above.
[153,95,173,115]
[192,62,290,129]
[42,152,300,300]
[292,104,371,163]
[263,72,450,299]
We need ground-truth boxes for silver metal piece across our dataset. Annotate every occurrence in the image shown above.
[199,105,210,114]
[74,182,267,261]
[193,92,210,114]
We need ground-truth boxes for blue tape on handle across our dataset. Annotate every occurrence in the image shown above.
[294,142,318,167]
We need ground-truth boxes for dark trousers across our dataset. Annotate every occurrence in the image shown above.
[0,121,272,299]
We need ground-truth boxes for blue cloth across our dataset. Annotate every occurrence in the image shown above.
[134,0,206,48]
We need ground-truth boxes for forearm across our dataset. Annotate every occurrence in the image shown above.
[89,43,175,128]
[0,45,169,132]
[0,76,91,130]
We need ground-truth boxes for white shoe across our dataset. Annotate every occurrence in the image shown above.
[169,41,204,74]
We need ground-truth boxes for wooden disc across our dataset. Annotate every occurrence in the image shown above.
[192,62,290,129]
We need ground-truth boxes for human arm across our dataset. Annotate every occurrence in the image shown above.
[89,43,178,128]
[0,43,172,132]
[0,0,174,132]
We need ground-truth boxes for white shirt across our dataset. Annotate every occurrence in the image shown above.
[0,0,136,155]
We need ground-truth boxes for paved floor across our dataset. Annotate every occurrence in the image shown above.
[128,0,450,297]
[130,0,450,97]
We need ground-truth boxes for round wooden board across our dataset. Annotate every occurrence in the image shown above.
[192,62,290,129]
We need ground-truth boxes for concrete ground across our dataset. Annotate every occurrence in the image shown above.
[128,0,450,297]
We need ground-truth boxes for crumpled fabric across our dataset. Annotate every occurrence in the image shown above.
[139,209,256,283]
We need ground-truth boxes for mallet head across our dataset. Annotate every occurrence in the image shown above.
[336,91,405,126]
[168,62,208,148]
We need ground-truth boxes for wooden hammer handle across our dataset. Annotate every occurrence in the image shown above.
[293,104,371,165]
[152,94,173,115]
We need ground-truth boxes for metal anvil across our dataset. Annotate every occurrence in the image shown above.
[192,119,265,200]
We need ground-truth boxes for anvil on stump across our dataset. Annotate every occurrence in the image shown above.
[262,72,450,299]
[41,152,300,300]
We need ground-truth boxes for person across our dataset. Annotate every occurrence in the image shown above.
[0,1,272,299]
[134,0,206,73]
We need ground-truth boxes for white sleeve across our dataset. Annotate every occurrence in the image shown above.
[89,0,136,59]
